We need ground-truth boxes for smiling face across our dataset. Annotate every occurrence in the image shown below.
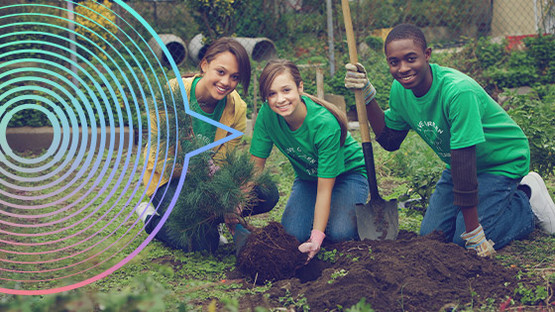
[196,51,240,104]
[266,71,305,121]
[385,38,432,97]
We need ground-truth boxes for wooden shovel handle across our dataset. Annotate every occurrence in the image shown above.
[341,0,381,199]
[340,0,371,144]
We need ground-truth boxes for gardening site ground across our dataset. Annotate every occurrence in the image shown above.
[2,127,553,312]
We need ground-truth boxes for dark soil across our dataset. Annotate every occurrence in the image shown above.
[236,223,528,312]
[237,221,306,284]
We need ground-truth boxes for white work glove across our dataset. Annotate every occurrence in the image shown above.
[298,229,326,264]
[344,63,377,105]
[460,224,496,257]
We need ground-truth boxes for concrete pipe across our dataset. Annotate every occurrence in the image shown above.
[188,34,277,63]
[148,34,188,67]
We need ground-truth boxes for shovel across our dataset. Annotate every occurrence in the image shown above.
[341,0,399,240]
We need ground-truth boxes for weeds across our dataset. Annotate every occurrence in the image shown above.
[345,298,375,312]
[328,269,349,284]
[317,248,340,263]
[278,290,310,312]
[515,283,549,305]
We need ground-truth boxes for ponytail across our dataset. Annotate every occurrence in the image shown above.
[302,93,348,146]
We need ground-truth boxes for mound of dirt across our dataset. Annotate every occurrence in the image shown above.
[237,224,522,312]
[237,221,306,284]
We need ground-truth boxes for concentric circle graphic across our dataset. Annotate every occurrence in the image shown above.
[0,0,242,295]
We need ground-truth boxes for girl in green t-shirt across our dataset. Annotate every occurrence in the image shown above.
[250,59,368,263]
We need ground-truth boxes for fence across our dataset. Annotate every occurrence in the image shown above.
[128,0,554,68]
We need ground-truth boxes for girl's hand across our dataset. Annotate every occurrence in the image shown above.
[207,159,220,177]
[298,229,326,263]
[224,207,242,235]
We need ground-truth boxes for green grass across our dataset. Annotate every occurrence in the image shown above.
[1,130,554,311]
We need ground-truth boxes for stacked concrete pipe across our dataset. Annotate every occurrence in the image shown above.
[188,34,277,63]
[148,34,188,67]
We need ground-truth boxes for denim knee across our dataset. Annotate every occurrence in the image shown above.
[326,219,359,242]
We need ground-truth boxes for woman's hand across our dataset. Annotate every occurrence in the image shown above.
[298,229,326,263]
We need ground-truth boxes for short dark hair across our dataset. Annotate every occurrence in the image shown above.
[199,37,251,95]
[385,24,427,53]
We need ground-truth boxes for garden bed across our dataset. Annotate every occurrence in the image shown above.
[230,223,551,312]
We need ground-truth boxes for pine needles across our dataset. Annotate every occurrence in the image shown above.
[150,82,274,251]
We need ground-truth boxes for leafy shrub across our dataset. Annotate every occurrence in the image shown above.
[364,35,384,51]
[75,0,118,61]
[234,0,283,39]
[483,66,538,89]
[474,37,508,69]
[186,0,243,42]
[522,34,555,84]
[400,166,443,214]
[504,85,555,176]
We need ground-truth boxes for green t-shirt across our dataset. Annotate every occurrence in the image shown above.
[250,95,367,181]
[385,63,529,179]
[190,77,226,143]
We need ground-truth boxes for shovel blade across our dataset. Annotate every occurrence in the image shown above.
[356,199,399,240]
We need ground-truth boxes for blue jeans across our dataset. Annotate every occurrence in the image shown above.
[281,172,369,243]
[420,169,535,249]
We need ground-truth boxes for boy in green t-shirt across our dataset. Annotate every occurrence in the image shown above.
[345,23,555,257]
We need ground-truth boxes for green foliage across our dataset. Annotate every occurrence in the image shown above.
[504,85,555,176]
[0,275,168,312]
[474,37,508,69]
[483,53,538,89]
[0,2,67,61]
[278,290,310,312]
[345,298,374,312]
[75,0,118,61]
[328,269,348,284]
[400,166,443,215]
[186,0,244,42]
[467,34,554,90]
[523,34,555,83]
[7,108,52,127]
[234,0,282,39]
[317,248,339,263]
[353,0,484,36]
[167,149,275,249]
[515,283,548,305]
[364,36,384,51]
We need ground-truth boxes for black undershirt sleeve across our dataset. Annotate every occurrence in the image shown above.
[451,146,479,207]
[375,126,409,151]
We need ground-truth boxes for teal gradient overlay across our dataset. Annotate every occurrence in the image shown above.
[0,0,244,295]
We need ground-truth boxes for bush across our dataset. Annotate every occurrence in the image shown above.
[504,85,555,176]
[523,34,555,84]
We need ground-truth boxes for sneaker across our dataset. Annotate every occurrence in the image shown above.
[218,224,229,246]
[135,202,157,223]
[521,172,555,234]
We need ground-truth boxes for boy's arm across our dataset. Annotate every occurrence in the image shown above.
[451,146,495,257]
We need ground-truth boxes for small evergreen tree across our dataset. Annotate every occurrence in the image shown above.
[151,84,273,250]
